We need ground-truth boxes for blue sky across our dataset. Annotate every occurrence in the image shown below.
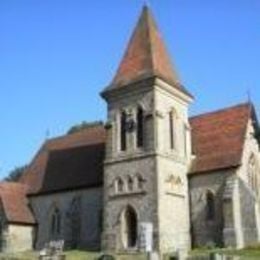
[0,0,259,178]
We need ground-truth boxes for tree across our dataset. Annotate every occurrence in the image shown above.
[4,165,27,182]
[66,121,103,135]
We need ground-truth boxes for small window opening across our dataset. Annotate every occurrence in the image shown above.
[206,191,215,221]
[137,107,144,147]
[120,111,127,151]
[128,176,134,191]
[117,178,124,193]
[51,208,61,236]
[137,175,143,190]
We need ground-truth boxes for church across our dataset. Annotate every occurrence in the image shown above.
[0,5,259,255]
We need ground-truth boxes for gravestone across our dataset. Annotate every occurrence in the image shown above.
[139,222,153,252]
[39,240,65,260]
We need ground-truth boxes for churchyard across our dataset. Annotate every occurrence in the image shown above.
[0,251,144,260]
[1,248,260,260]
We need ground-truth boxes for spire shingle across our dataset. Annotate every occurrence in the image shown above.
[109,6,191,97]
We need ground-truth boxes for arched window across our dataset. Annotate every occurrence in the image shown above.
[248,155,258,192]
[206,191,215,221]
[248,155,255,188]
[120,111,127,151]
[115,177,124,193]
[169,110,175,149]
[136,174,144,190]
[127,176,134,191]
[248,156,254,188]
[137,107,144,147]
[51,208,61,236]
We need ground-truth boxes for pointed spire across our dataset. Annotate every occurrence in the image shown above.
[108,5,192,97]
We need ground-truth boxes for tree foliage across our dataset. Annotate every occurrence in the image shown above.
[67,121,103,135]
[5,165,27,182]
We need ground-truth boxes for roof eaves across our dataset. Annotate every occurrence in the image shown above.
[188,164,241,177]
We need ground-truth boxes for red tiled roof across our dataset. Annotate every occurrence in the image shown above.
[189,103,252,174]
[106,6,192,97]
[19,103,254,195]
[0,182,35,224]
[19,124,106,194]
[40,143,104,193]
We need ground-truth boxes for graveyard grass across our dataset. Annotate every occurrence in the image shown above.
[191,246,260,260]
[1,248,260,259]
[0,250,146,260]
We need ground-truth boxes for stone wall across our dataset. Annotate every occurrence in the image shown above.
[222,176,238,248]
[0,201,8,252]
[102,78,193,254]
[238,178,258,245]
[230,118,260,247]
[0,201,34,253]
[5,224,34,253]
[154,79,192,253]
[157,156,191,252]
[189,170,234,247]
[191,169,259,249]
[236,119,260,184]
[102,157,158,251]
[29,187,102,250]
[223,176,259,248]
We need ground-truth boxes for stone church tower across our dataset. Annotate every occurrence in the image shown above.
[101,6,194,253]
[2,3,259,256]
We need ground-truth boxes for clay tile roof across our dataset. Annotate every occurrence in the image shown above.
[189,103,252,174]
[39,143,104,193]
[0,182,35,224]
[19,124,106,194]
[19,103,255,192]
[107,6,192,97]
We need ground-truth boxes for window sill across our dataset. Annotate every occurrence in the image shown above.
[110,190,146,199]
[165,191,185,198]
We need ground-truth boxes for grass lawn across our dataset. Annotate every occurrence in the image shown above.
[1,249,260,260]
[191,248,260,260]
[0,251,98,260]
[0,250,146,260]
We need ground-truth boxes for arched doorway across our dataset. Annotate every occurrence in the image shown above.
[121,206,138,249]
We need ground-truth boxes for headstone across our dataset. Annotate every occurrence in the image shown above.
[39,240,65,260]
[148,251,160,260]
[139,222,153,252]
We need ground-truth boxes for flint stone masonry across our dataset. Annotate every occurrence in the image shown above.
[102,157,159,251]
[189,170,233,247]
[238,179,258,245]
[30,187,102,250]
[102,68,192,254]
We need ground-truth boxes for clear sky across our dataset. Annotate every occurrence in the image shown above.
[0,0,259,178]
